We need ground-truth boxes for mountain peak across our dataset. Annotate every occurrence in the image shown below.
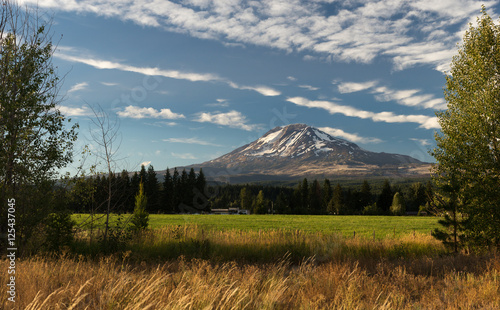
[192,123,430,183]
[245,123,357,159]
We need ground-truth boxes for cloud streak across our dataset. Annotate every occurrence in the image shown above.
[287,97,439,129]
[163,137,222,147]
[56,49,280,97]
[67,82,88,93]
[318,127,383,144]
[337,80,446,110]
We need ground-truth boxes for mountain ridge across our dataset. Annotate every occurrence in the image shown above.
[187,124,431,183]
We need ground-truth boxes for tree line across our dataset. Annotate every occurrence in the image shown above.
[66,166,434,216]
[210,179,434,215]
[67,165,208,214]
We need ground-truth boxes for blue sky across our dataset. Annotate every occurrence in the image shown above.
[20,0,500,173]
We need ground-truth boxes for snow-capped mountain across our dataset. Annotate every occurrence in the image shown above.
[189,124,430,183]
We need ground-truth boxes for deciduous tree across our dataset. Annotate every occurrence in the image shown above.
[432,7,500,249]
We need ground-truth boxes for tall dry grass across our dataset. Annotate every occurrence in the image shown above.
[1,252,499,309]
[73,225,447,263]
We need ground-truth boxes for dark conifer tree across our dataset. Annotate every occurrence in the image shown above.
[130,171,140,206]
[146,165,160,213]
[330,184,344,214]
[162,168,174,213]
[322,179,332,211]
[195,169,209,211]
[309,180,322,213]
[172,168,180,211]
[301,178,309,210]
[377,180,393,214]
[360,180,373,209]
[139,165,147,183]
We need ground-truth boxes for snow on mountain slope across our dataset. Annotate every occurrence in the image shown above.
[191,124,430,182]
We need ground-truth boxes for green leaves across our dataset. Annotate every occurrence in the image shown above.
[433,7,500,251]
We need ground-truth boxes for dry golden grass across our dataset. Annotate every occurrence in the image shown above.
[1,248,499,309]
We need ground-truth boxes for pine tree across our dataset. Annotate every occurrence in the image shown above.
[301,178,309,210]
[162,168,174,213]
[329,184,344,215]
[309,179,322,213]
[377,180,393,214]
[360,180,373,209]
[172,168,180,211]
[322,179,333,210]
[131,181,149,232]
[146,165,159,213]
[240,187,252,211]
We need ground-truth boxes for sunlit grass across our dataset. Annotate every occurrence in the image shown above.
[73,214,440,239]
[3,252,499,309]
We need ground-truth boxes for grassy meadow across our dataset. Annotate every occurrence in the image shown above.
[73,214,441,238]
[3,215,499,309]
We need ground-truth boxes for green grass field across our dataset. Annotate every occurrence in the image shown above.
[73,214,440,239]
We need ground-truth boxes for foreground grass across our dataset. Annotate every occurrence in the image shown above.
[10,218,494,309]
[73,214,440,239]
[2,253,499,309]
[72,224,445,263]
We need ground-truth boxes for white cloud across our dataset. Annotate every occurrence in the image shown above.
[318,127,383,144]
[101,82,119,87]
[22,0,496,71]
[228,82,281,96]
[171,152,197,160]
[298,84,320,91]
[68,82,88,93]
[337,80,378,94]
[140,161,151,167]
[287,96,440,129]
[58,105,92,116]
[336,80,447,110]
[410,138,431,146]
[117,105,185,119]
[163,137,222,146]
[194,110,260,131]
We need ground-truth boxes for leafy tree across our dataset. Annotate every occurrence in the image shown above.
[390,192,406,216]
[131,181,149,232]
[432,7,500,249]
[0,1,78,250]
[240,187,252,211]
[252,190,267,214]
[329,184,344,214]
[408,182,426,212]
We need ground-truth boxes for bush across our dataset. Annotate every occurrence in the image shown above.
[362,204,380,215]
[44,212,75,252]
